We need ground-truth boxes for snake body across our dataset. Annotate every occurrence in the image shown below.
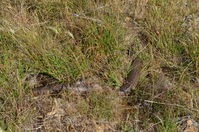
[31,57,143,96]
[120,57,143,93]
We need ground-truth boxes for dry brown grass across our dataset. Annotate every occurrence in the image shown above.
[0,0,198,131]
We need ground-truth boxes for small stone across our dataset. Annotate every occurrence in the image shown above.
[177,117,199,132]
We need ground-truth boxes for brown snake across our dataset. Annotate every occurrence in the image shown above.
[31,57,143,96]
[120,57,143,93]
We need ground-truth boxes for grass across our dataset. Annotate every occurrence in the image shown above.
[0,0,199,131]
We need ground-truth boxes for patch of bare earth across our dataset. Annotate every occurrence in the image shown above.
[21,73,125,131]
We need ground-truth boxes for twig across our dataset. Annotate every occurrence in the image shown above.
[28,21,48,27]
[144,122,161,131]
[0,21,48,33]
[72,14,103,23]
[144,100,199,112]
[23,125,43,131]
[71,4,110,24]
